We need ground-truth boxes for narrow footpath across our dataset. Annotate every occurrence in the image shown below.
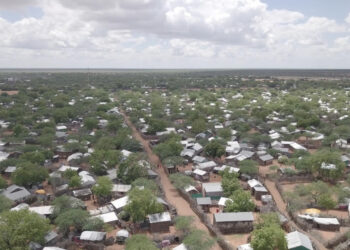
[121,111,222,250]
[264,180,327,250]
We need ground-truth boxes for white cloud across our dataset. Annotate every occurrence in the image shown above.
[0,0,349,68]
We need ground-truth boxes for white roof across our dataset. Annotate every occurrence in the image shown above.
[202,182,222,193]
[313,217,339,225]
[56,125,67,131]
[67,153,83,162]
[286,231,313,250]
[43,247,66,250]
[237,244,253,250]
[0,151,9,162]
[121,150,132,158]
[111,196,129,210]
[148,212,171,223]
[28,206,54,215]
[193,169,207,176]
[218,197,233,207]
[80,231,106,241]
[185,185,198,193]
[112,184,131,193]
[247,179,263,188]
[11,203,29,211]
[116,229,129,238]
[58,165,79,172]
[93,212,118,223]
[281,141,307,151]
[197,161,217,170]
[173,243,188,250]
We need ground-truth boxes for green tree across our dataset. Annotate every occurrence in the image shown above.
[221,169,240,197]
[239,160,258,175]
[0,176,7,189]
[82,217,104,231]
[0,195,13,213]
[251,224,287,250]
[192,119,207,134]
[92,176,113,203]
[84,117,99,130]
[132,178,159,195]
[175,216,194,234]
[204,140,225,158]
[69,175,82,188]
[125,188,164,222]
[183,230,215,250]
[0,209,50,250]
[117,156,147,184]
[52,195,85,217]
[225,189,255,212]
[55,209,89,235]
[169,173,195,189]
[12,162,48,187]
[125,234,157,250]
[318,193,336,210]
[154,138,183,160]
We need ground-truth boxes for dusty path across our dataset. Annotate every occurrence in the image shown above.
[121,111,222,250]
[265,180,327,250]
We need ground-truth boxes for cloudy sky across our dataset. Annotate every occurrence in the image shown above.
[0,0,350,68]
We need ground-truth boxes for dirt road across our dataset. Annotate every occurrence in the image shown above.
[265,180,327,250]
[121,111,222,250]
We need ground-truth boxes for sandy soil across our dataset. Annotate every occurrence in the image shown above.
[264,179,327,250]
[312,226,350,243]
[0,90,18,95]
[121,111,221,250]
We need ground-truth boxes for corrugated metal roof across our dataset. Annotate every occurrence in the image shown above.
[196,197,212,205]
[148,212,171,223]
[214,212,254,223]
[80,231,106,241]
[286,231,313,250]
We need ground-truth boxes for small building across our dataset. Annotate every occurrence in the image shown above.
[202,182,223,198]
[72,188,92,201]
[193,156,206,164]
[313,217,340,231]
[237,244,253,250]
[258,154,274,166]
[115,229,129,244]
[2,185,31,203]
[196,161,217,172]
[29,206,54,217]
[253,186,269,200]
[193,169,209,182]
[148,212,172,233]
[80,231,106,242]
[196,197,212,212]
[112,184,131,198]
[184,185,199,195]
[218,197,233,212]
[286,231,313,250]
[111,196,129,212]
[4,166,16,176]
[93,212,119,226]
[213,212,254,234]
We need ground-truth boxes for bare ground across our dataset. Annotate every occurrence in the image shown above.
[121,111,222,250]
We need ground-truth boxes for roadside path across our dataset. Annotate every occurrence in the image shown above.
[120,111,221,250]
[264,180,327,250]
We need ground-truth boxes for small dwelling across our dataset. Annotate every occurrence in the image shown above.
[92,212,119,226]
[286,231,313,250]
[237,244,253,250]
[149,212,172,233]
[202,182,223,198]
[196,197,212,212]
[72,188,92,201]
[213,212,254,234]
[313,217,340,231]
[193,169,209,182]
[258,154,274,166]
[253,186,269,200]
[80,231,106,242]
[2,185,31,203]
[218,197,233,212]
